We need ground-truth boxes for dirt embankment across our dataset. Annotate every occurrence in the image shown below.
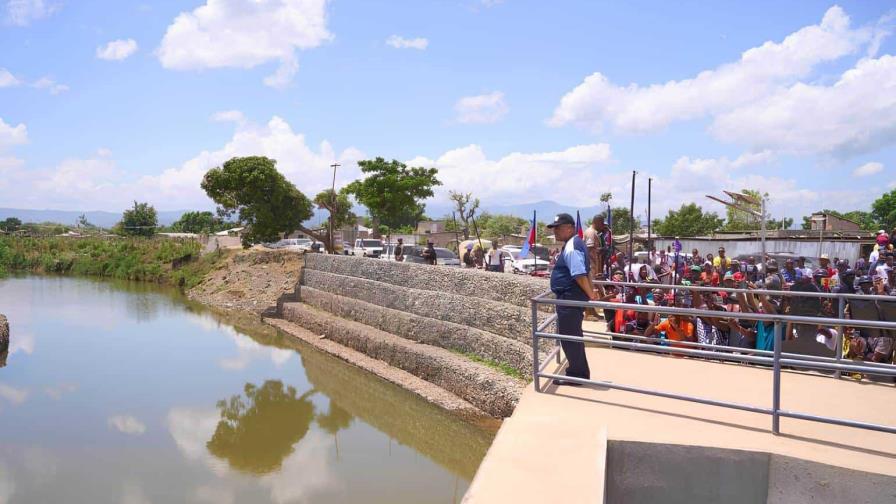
[187,249,302,313]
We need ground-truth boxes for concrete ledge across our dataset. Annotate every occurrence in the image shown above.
[304,253,548,308]
[280,301,524,417]
[302,268,544,344]
[299,285,536,375]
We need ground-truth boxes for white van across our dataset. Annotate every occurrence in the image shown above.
[352,238,384,258]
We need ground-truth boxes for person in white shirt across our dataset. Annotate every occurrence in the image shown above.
[485,244,504,272]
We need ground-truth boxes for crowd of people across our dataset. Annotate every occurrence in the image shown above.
[582,222,896,372]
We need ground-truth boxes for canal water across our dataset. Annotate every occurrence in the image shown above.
[0,276,495,503]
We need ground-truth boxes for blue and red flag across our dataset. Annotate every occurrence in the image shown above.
[575,210,584,239]
[520,211,536,258]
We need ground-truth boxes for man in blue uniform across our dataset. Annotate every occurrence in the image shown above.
[547,213,598,386]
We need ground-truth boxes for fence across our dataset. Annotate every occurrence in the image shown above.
[530,282,896,435]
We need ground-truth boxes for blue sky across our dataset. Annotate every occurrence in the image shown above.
[1,0,895,223]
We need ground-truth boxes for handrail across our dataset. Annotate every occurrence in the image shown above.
[536,295,896,330]
[530,292,896,437]
[592,279,896,302]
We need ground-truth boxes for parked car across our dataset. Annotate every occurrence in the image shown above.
[351,238,384,258]
[433,247,460,266]
[341,241,353,255]
[499,245,550,274]
[267,238,313,251]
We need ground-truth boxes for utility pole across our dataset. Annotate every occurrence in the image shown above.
[647,178,652,253]
[329,162,340,254]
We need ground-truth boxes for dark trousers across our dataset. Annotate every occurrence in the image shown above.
[557,290,591,379]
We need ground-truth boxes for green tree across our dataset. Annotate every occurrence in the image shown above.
[449,190,479,240]
[722,189,766,231]
[1,217,21,233]
[119,201,158,237]
[801,209,877,231]
[313,188,356,250]
[201,156,319,248]
[171,211,231,234]
[872,190,896,231]
[344,157,441,235]
[767,217,794,230]
[652,203,723,237]
[480,213,526,241]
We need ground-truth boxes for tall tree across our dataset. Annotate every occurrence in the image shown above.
[201,156,322,248]
[448,190,479,240]
[344,157,441,236]
[652,203,723,237]
[872,189,896,231]
[722,189,766,231]
[119,201,158,237]
[480,214,526,241]
[313,188,356,250]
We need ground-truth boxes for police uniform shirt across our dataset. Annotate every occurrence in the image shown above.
[550,235,590,296]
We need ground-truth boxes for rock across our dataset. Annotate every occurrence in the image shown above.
[0,314,9,353]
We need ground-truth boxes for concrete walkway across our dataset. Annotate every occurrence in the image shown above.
[464,345,896,503]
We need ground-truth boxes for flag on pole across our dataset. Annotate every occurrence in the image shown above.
[520,211,536,259]
[575,210,584,239]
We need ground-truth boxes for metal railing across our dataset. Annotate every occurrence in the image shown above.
[530,288,896,435]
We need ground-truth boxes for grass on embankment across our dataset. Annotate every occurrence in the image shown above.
[0,236,228,289]
[450,349,526,381]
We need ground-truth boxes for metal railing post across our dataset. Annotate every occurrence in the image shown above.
[555,308,562,364]
[836,297,845,380]
[772,321,782,435]
[532,299,541,393]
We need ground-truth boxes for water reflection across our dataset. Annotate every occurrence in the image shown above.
[207,381,317,475]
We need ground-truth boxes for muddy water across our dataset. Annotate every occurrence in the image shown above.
[0,276,495,503]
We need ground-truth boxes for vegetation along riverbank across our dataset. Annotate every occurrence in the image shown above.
[0,236,226,289]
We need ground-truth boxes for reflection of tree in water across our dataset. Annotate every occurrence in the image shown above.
[316,400,354,459]
[207,380,317,474]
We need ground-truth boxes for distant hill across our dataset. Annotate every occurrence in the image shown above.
[0,208,191,228]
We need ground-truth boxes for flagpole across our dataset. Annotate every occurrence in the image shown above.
[451,211,460,255]
[532,210,537,273]
[471,215,484,268]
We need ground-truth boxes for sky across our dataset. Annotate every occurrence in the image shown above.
[1,0,895,224]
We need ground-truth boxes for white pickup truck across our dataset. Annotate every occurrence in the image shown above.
[351,238,384,258]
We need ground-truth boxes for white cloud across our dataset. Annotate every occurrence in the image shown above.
[96,38,139,61]
[157,0,332,88]
[0,68,20,87]
[108,415,147,435]
[4,0,60,26]
[0,460,14,504]
[0,115,364,211]
[853,161,884,177]
[44,383,77,400]
[210,110,246,124]
[408,142,613,207]
[0,117,27,149]
[550,6,876,134]
[386,35,428,50]
[31,76,68,95]
[0,384,28,405]
[711,55,896,157]
[455,91,508,124]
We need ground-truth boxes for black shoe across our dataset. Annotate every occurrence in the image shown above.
[552,378,583,387]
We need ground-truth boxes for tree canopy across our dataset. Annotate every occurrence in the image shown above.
[477,212,526,241]
[721,189,765,231]
[872,189,896,231]
[345,157,441,234]
[652,203,723,237]
[201,156,315,247]
[1,217,21,233]
[170,211,232,234]
[595,206,639,237]
[119,201,157,237]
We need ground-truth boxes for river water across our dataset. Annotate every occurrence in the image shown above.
[0,276,494,503]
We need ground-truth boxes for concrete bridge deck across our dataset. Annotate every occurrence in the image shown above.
[464,344,896,503]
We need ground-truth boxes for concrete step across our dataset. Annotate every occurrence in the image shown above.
[298,283,538,375]
[278,301,525,418]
